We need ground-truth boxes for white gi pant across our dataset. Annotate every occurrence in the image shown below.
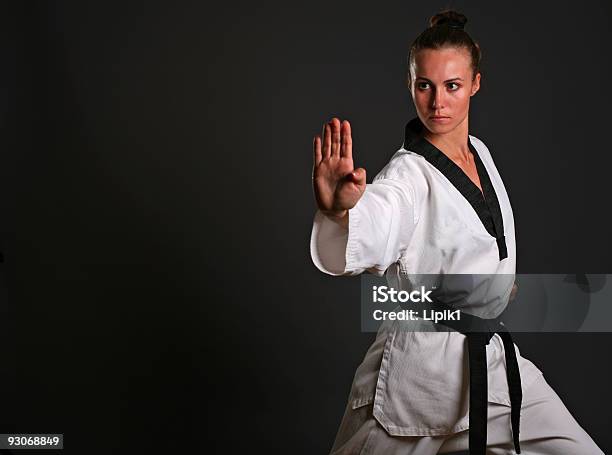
[329,373,604,455]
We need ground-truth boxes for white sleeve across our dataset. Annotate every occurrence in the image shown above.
[309,178,417,277]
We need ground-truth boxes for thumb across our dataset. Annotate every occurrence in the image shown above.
[349,167,367,186]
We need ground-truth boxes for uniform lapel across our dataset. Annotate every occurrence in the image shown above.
[403,118,508,261]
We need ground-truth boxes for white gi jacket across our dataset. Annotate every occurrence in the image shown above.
[310,118,544,436]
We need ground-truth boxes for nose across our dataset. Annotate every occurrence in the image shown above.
[431,88,445,110]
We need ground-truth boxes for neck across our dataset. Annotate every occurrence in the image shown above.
[423,116,471,162]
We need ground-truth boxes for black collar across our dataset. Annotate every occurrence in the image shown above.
[403,117,508,261]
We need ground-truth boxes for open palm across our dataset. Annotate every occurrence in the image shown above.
[313,118,366,217]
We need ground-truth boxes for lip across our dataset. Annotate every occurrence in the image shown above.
[430,116,451,123]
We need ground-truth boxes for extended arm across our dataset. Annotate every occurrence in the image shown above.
[310,118,417,276]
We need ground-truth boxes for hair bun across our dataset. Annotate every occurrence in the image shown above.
[429,10,468,30]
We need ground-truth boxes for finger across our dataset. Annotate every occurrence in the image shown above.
[313,135,322,167]
[331,117,341,158]
[322,123,331,159]
[350,167,367,186]
[340,120,352,159]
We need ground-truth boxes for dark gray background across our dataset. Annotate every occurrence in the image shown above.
[3,0,612,453]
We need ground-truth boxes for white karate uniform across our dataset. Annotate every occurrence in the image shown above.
[310,123,604,454]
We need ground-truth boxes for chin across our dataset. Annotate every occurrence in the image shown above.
[423,121,456,135]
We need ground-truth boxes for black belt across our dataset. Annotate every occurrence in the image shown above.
[432,306,522,455]
[402,301,523,454]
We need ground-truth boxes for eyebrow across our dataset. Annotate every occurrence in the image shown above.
[416,77,464,83]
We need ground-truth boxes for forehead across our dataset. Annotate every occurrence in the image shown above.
[412,47,472,79]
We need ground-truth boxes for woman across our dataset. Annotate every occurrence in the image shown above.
[310,9,604,455]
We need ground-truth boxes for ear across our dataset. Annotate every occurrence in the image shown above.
[470,72,481,96]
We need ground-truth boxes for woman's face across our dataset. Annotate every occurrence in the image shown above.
[410,47,481,135]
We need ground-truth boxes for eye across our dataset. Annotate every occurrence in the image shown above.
[447,82,460,91]
[417,82,430,90]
